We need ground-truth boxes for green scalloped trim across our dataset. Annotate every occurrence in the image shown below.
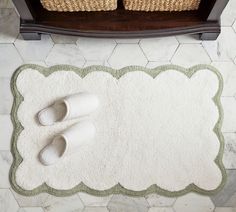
[10,64,226,197]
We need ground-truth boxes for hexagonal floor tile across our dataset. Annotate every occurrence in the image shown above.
[223,133,236,169]
[18,207,44,212]
[0,0,13,8]
[45,44,85,66]
[51,34,78,44]
[0,78,13,114]
[83,207,109,212]
[43,195,84,212]
[145,194,176,207]
[171,44,211,67]
[140,37,179,61]
[83,60,104,67]
[221,97,236,132]
[107,195,149,212]
[211,62,236,97]
[78,193,112,207]
[14,35,54,61]
[11,191,50,207]
[214,207,236,212]
[211,170,236,207]
[221,0,236,26]
[148,207,174,212]
[173,193,214,212]
[0,151,12,188]
[0,189,19,212]
[0,9,19,43]
[0,115,12,149]
[202,27,236,62]
[108,44,147,69]
[77,38,116,61]
[233,21,236,33]
[146,61,171,68]
[115,39,140,44]
[0,44,23,78]
[176,34,202,44]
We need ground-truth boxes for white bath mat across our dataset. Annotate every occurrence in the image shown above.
[10,64,226,197]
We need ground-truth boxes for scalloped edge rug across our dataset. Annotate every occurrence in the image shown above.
[10,64,226,197]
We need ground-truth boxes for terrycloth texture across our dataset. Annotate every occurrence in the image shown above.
[11,65,225,196]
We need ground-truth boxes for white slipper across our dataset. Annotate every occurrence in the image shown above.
[38,92,99,126]
[39,121,96,166]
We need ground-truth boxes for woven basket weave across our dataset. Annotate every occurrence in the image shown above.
[40,0,117,11]
[123,0,201,11]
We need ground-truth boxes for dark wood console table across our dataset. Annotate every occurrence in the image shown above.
[12,0,229,40]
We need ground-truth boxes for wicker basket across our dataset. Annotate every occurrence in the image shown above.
[123,0,201,11]
[40,0,117,11]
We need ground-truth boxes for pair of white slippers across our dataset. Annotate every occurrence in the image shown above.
[38,93,99,166]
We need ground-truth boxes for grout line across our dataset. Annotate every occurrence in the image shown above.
[43,35,55,66]
[138,42,149,62]
[106,42,118,67]
[12,38,26,64]
[169,42,180,62]
[76,193,86,209]
[199,42,212,64]
[8,188,21,209]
